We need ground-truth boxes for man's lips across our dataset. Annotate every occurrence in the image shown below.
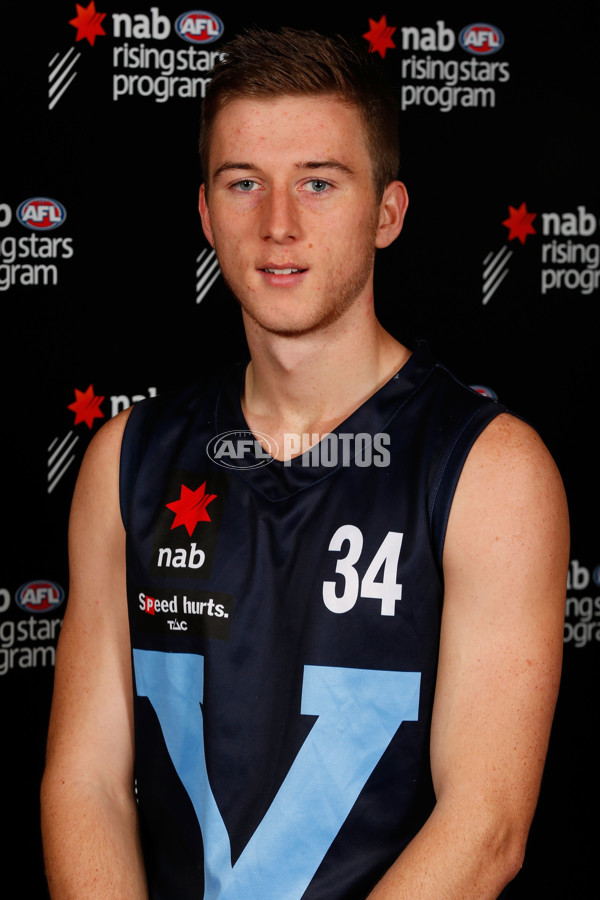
[257,265,309,286]
[259,266,308,275]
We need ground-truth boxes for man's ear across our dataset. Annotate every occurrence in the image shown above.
[198,184,215,247]
[375,181,409,249]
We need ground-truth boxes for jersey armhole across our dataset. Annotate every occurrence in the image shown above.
[428,403,506,574]
[119,399,156,530]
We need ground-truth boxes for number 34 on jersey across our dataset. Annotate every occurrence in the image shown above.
[323,526,404,617]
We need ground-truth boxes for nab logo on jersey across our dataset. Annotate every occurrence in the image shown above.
[16,580,65,613]
[459,23,504,56]
[156,542,206,570]
[17,198,66,231]
[166,481,217,537]
[175,11,224,44]
[151,469,229,579]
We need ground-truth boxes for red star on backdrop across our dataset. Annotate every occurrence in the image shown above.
[363,16,397,58]
[69,2,106,46]
[67,385,105,428]
[502,202,537,245]
[166,483,217,536]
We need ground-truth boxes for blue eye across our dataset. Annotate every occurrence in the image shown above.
[307,180,329,193]
[236,180,257,191]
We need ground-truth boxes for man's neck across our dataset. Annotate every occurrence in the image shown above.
[240,302,410,457]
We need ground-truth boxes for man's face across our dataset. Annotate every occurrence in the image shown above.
[199,94,406,338]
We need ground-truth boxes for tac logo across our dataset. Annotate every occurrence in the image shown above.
[459,23,504,56]
[135,588,234,638]
[16,580,65,614]
[175,10,224,44]
[17,198,66,232]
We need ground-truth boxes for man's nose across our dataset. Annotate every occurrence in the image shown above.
[259,186,301,243]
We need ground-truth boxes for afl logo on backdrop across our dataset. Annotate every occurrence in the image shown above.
[16,580,65,613]
[459,23,504,56]
[175,11,224,44]
[17,198,66,231]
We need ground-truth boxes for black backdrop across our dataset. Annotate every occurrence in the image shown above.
[2,2,598,896]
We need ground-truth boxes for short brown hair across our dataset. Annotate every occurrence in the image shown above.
[199,27,400,200]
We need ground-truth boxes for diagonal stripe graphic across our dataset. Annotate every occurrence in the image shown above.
[196,249,221,303]
[48,431,80,493]
[482,246,513,305]
[48,48,81,110]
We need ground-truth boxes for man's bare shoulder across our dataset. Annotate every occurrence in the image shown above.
[80,405,133,468]
[457,410,565,507]
[444,409,569,601]
[71,406,133,505]
[66,407,135,566]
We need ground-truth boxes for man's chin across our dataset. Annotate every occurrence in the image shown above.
[240,303,351,339]
[222,265,373,339]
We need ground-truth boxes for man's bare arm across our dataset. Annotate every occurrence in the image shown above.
[367,413,569,899]
[41,410,149,899]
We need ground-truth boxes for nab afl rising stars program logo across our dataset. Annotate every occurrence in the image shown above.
[363,16,510,113]
[49,5,227,109]
[0,197,74,292]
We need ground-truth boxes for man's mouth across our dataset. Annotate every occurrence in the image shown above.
[262,267,306,275]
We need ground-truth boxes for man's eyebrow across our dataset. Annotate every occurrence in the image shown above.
[298,160,354,176]
[211,159,355,179]
[212,162,255,179]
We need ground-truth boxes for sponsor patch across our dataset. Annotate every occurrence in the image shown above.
[136,588,233,640]
[150,469,229,578]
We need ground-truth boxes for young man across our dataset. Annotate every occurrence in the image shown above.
[41,28,569,900]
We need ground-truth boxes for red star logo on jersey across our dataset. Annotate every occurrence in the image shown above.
[363,16,397,58]
[166,482,217,536]
[67,385,105,428]
[69,2,107,46]
[502,202,537,245]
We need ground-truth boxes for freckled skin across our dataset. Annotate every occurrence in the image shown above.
[199,96,403,338]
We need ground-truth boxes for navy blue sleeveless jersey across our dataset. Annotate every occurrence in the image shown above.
[120,342,506,900]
